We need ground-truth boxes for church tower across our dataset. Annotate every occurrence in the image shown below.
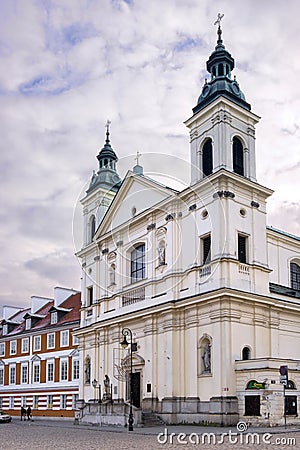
[185,18,273,295]
[81,122,122,248]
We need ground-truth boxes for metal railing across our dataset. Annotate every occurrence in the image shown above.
[122,287,145,307]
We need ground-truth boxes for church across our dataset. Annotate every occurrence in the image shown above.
[75,21,300,427]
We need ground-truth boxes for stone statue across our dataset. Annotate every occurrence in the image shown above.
[103,374,111,401]
[158,243,166,265]
[85,359,91,384]
[109,264,116,285]
[203,343,211,372]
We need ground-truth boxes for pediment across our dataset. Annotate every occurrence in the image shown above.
[96,171,176,237]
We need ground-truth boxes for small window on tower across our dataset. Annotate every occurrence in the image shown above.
[233,137,244,176]
[238,234,248,264]
[202,139,213,177]
[87,286,93,307]
[202,235,211,265]
[90,215,96,242]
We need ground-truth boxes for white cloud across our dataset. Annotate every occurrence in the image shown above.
[0,0,299,308]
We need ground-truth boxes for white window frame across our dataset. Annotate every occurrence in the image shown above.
[47,360,54,382]
[60,330,69,347]
[9,364,16,385]
[21,363,28,384]
[10,340,17,355]
[0,342,5,356]
[33,335,41,351]
[72,334,79,345]
[25,318,31,330]
[72,358,79,380]
[72,394,79,409]
[50,311,58,324]
[22,337,29,353]
[60,359,68,381]
[60,394,67,409]
[2,324,8,335]
[33,395,39,409]
[9,396,14,409]
[0,366,4,385]
[33,362,40,383]
[47,333,55,349]
[21,395,27,408]
[47,395,53,409]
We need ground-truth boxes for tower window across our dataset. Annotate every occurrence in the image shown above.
[218,63,224,76]
[238,234,247,264]
[87,286,93,307]
[291,263,300,291]
[202,139,213,176]
[131,244,146,283]
[202,235,211,265]
[89,215,96,243]
[233,137,244,176]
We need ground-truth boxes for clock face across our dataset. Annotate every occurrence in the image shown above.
[202,84,210,98]
[231,82,240,95]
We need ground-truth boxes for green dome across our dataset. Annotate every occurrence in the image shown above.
[193,25,250,114]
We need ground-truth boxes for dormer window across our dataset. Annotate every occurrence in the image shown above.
[50,311,58,325]
[25,318,31,330]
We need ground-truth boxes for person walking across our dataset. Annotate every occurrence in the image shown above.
[21,406,26,421]
[26,406,32,421]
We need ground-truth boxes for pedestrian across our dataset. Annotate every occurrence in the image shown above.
[21,406,26,421]
[26,406,32,421]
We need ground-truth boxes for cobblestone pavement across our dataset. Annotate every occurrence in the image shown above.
[0,420,299,450]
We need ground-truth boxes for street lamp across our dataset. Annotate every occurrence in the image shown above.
[92,378,101,403]
[120,327,134,431]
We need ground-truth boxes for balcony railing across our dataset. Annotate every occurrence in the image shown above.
[122,287,145,307]
[199,264,212,278]
[238,263,250,275]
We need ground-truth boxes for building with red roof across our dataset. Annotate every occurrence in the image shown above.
[0,287,80,419]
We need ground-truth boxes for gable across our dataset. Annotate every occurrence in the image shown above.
[96,172,176,236]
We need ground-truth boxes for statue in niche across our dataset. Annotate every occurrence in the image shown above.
[85,358,91,384]
[203,342,211,372]
[109,263,116,285]
[158,241,166,265]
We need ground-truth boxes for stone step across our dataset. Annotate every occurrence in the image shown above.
[142,412,165,427]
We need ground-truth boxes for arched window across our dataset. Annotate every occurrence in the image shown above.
[291,262,300,291]
[233,136,244,176]
[286,380,296,389]
[89,215,96,242]
[202,139,213,176]
[218,63,224,76]
[212,66,216,78]
[131,244,146,283]
[242,346,251,360]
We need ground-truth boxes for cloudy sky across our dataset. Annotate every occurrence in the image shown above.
[0,0,299,310]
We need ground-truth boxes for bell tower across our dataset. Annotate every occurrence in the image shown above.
[186,16,258,185]
[185,16,273,295]
[81,121,122,248]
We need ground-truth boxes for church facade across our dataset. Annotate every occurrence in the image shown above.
[75,24,300,427]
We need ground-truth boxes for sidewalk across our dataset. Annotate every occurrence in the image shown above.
[14,418,300,436]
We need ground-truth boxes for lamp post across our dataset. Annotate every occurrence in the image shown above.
[92,379,101,403]
[120,327,134,431]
